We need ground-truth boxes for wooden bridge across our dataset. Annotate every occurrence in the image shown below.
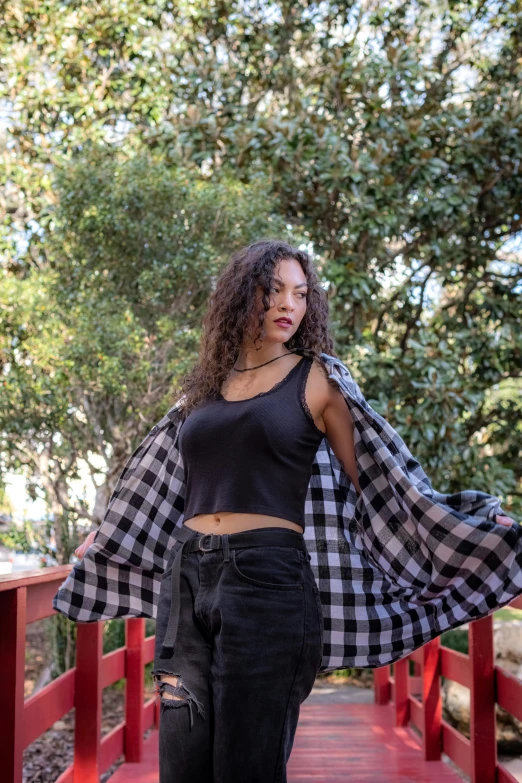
[1,566,522,783]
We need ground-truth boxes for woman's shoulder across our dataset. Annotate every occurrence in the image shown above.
[301,354,342,418]
[309,353,343,395]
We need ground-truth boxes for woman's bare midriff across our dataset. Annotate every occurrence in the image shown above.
[183,511,304,535]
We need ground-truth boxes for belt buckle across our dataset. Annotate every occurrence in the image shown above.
[198,533,214,552]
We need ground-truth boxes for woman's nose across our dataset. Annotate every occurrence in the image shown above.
[279,294,294,311]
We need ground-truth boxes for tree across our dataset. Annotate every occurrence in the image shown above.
[0,150,291,561]
[1,0,520,520]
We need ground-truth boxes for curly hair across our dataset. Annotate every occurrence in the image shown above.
[175,239,337,421]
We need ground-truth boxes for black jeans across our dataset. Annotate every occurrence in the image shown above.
[152,525,324,783]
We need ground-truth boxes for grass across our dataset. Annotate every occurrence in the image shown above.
[493,606,522,621]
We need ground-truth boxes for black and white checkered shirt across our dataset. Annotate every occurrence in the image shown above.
[53,353,522,672]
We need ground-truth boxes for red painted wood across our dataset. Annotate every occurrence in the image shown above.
[144,634,155,663]
[422,638,441,761]
[54,764,74,783]
[373,665,390,704]
[3,568,522,783]
[74,622,103,783]
[496,665,522,722]
[498,763,521,783]
[409,674,422,695]
[441,645,471,689]
[394,657,410,726]
[289,704,463,782]
[0,587,26,783]
[469,615,496,783]
[102,647,126,689]
[100,722,125,772]
[125,618,145,763]
[154,696,160,731]
[441,720,471,777]
[26,578,68,624]
[24,668,75,748]
[143,697,157,732]
[409,693,422,733]
[111,730,160,783]
[110,703,468,783]
[0,565,71,592]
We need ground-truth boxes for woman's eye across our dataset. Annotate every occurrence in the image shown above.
[270,287,307,298]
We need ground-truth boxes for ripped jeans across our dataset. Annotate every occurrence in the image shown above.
[152,524,324,783]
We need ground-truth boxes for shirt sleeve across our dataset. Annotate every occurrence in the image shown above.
[52,409,185,623]
[328,355,510,523]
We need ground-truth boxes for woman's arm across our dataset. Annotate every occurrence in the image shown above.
[314,360,516,526]
[322,388,362,494]
[310,361,361,494]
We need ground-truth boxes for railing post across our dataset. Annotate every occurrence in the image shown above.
[422,638,441,761]
[373,664,390,704]
[0,587,26,783]
[395,657,410,726]
[469,615,496,783]
[74,622,103,783]
[125,618,145,762]
[154,696,161,730]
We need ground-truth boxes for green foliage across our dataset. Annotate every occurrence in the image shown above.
[0,150,292,562]
[441,629,469,656]
[0,518,55,558]
[103,618,126,655]
[494,607,522,621]
[102,617,156,655]
[49,150,284,325]
[50,614,77,677]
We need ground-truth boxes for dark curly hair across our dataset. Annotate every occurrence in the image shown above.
[175,239,337,421]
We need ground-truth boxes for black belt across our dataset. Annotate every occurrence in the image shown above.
[159,525,307,658]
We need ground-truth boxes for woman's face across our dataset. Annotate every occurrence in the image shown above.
[252,258,308,345]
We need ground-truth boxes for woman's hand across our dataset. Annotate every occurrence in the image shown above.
[496,514,517,527]
[75,530,97,559]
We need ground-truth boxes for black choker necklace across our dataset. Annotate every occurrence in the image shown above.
[232,352,296,372]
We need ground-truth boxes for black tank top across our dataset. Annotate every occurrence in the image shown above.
[178,354,325,529]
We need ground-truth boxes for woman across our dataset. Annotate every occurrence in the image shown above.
[58,240,519,783]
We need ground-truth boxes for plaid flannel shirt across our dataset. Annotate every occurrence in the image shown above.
[53,352,522,672]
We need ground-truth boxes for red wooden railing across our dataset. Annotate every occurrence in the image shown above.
[0,566,159,783]
[373,595,522,783]
[3,567,522,783]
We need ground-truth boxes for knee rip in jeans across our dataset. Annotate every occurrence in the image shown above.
[152,670,206,731]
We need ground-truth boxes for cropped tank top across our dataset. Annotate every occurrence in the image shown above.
[178,354,325,529]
